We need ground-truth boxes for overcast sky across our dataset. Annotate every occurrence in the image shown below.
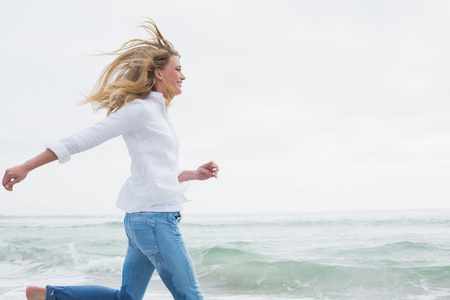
[1,0,449,216]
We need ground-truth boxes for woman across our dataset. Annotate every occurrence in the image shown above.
[2,19,218,300]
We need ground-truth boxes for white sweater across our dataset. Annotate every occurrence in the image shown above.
[46,92,189,213]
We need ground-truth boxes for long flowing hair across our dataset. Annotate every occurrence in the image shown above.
[84,19,179,115]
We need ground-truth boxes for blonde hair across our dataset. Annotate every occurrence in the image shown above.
[84,19,179,115]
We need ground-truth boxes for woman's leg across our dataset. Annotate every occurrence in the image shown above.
[154,213,203,299]
[43,246,154,300]
[38,212,201,300]
[45,285,118,300]
[127,212,203,300]
[117,233,156,299]
[40,214,156,300]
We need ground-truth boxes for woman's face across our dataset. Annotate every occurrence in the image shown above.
[159,55,186,96]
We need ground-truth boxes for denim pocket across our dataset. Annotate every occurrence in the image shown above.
[175,212,182,223]
[128,218,156,229]
[127,217,159,256]
[168,213,182,236]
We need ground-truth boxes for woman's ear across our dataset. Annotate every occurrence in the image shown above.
[154,69,163,80]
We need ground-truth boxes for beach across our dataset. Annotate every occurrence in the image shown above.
[1,210,450,299]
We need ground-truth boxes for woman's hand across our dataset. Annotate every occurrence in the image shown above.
[2,164,30,191]
[178,161,220,182]
[2,149,58,191]
[193,161,219,180]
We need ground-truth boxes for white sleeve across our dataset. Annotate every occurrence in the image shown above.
[46,101,147,163]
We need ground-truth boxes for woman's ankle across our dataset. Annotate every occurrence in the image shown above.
[25,286,47,300]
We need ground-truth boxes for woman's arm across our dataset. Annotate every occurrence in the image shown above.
[48,101,147,164]
[3,102,143,191]
[178,161,219,182]
[2,149,58,191]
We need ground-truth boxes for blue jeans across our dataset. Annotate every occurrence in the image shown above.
[46,212,203,300]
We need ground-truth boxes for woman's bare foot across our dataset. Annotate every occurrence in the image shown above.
[25,286,46,300]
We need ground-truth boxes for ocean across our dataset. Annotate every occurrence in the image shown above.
[1,210,449,300]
